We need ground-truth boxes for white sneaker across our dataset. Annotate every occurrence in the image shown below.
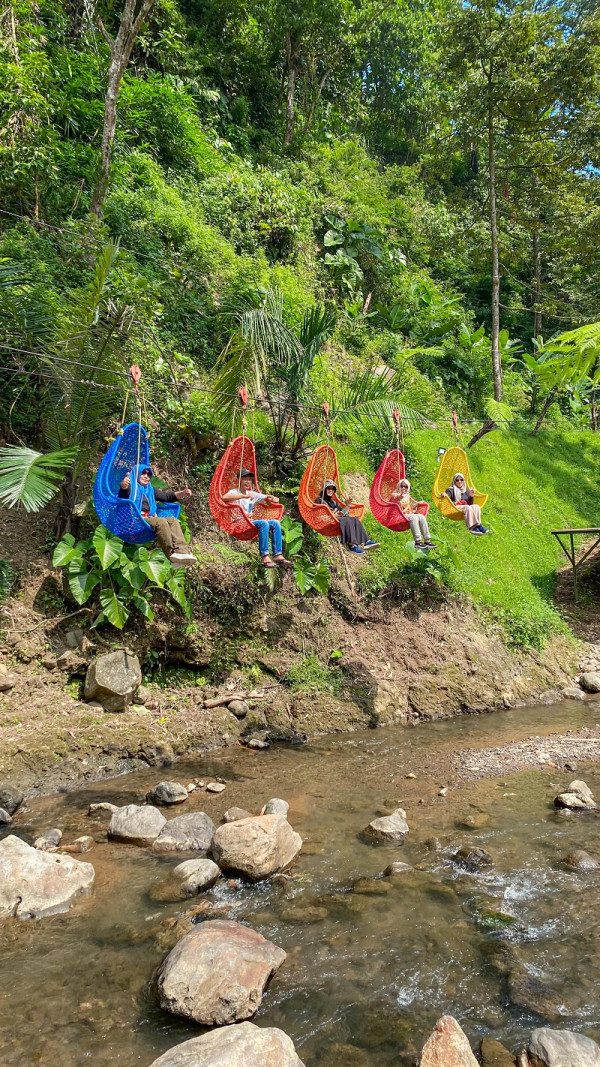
[170,552,197,567]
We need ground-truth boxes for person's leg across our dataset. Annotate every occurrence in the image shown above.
[268,520,283,556]
[463,504,482,531]
[407,514,423,545]
[146,516,174,558]
[253,520,270,558]
[418,514,434,542]
[166,517,189,554]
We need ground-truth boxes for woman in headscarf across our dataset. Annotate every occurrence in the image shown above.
[444,473,489,535]
[315,481,379,555]
[390,478,436,549]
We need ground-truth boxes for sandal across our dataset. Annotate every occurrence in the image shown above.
[261,557,277,568]
[273,555,294,569]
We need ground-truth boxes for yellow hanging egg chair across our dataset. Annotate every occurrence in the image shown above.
[432,446,488,520]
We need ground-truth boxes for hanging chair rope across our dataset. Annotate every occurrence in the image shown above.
[237,386,249,488]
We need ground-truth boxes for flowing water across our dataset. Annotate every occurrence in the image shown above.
[3,700,600,1065]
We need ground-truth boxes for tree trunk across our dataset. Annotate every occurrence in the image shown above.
[533,228,542,338]
[467,418,497,449]
[283,32,297,146]
[488,96,502,401]
[530,388,556,435]
[303,67,332,137]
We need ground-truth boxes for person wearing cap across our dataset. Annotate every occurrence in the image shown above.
[119,465,196,567]
[223,469,293,569]
[390,478,437,550]
[315,481,379,555]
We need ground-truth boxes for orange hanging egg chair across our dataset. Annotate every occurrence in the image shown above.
[369,449,429,533]
[298,442,364,536]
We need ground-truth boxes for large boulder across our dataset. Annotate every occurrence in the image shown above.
[157,919,286,1025]
[419,1015,478,1066]
[108,804,166,846]
[146,782,189,806]
[153,812,216,853]
[527,1027,600,1066]
[147,1022,305,1066]
[0,784,23,815]
[0,834,95,919]
[579,672,600,693]
[211,814,302,880]
[363,809,409,842]
[554,780,597,811]
[84,650,142,712]
[149,859,220,902]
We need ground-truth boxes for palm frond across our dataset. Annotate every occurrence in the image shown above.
[298,304,337,362]
[0,446,78,511]
[331,363,426,432]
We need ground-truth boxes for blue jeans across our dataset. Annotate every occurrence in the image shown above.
[253,519,282,557]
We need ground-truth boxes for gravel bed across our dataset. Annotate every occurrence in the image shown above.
[451,726,600,781]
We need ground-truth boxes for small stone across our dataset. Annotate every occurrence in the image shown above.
[454,846,493,870]
[146,782,189,806]
[136,685,151,704]
[0,676,17,692]
[84,650,142,712]
[108,805,166,846]
[279,905,328,923]
[352,877,391,895]
[150,858,220,902]
[223,807,252,823]
[246,738,269,749]
[438,787,449,797]
[206,782,226,794]
[61,836,95,854]
[457,813,490,830]
[262,798,289,816]
[88,802,118,816]
[0,785,23,816]
[425,837,443,851]
[187,783,196,792]
[563,687,586,701]
[383,861,413,876]
[579,672,600,693]
[0,808,12,826]
[406,772,417,779]
[363,809,409,842]
[34,828,62,851]
[228,700,249,718]
[563,849,599,871]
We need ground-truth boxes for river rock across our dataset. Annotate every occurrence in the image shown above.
[206,781,226,793]
[136,684,151,704]
[568,780,595,801]
[563,849,599,871]
[150,858,220,901]
[84,650,142,712]
[157,919,286,1025]
[554,780,597,811]
[419,1015,478,1065]
[146,782,189,806]
[262,798,289,817]
[34,828,62,850]
[579,672,600,693]
[153,812,216,853]
[147,1022,305,1066]
[211,814,302,880]
[563,687,586,701]
[108,804,166,846]
[0,834,95,919]
[223,807,252,822]
[228,699,249,718]
[454,846,494,870]
[88,802,119,816]
[457,813,490,830]
[480,1037,516,1066]
[363,809,409,842]
[0,807,12,825]
[507,968,565,1021]
[383,861,413,876]
[527,1027,600,1066]
[0,785,23,815]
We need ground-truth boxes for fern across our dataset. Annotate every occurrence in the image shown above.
[0,446,78,511]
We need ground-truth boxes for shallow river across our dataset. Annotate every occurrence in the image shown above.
[3,699,600,1065]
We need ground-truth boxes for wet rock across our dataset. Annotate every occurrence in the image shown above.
[383,861,413,876]
[457,813,490,830]
[223,807,252,823]
[0,785,23,816]
[262,798,289,817]
[88,802,119,816]
[318,1043,371,1067]
[480,1037,516,1066]
[211,814,302,880]
[146,781,189,806]
[563,687,586,701]
[507,968,565,1021]
[454,846,494,871]
[0,807,12,825]
[72,836,94,853]
[206,782,226,793]
[147,1021,305,1066]
[34,828,62,851]
[153,812,216,853]
[157,919,286,1025]
[0,834,94,919]
[554,781,597,811]
[108,804,166,846]
[562,849,599,871]
[527,1027,600,1066]
[228,699,249,718]
[579,672,600,693]
[352,877,391,895]
[363,809,409,842]
[246,737,269,749]
[279,905,328,923]
[150,858,220,902]
[140,741,175,766]
[84,650,142,712]
[425,836,443,851]
[568,779,595,800]
[419,1014,478,1065]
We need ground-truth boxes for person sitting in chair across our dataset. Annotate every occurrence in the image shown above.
[443,472,489,535]
[315,481,379,555]
[119,465,197,567]
[390,478,437,550]
[223,468,293,570]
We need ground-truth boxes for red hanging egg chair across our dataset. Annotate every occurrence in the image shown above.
[298,444,364,536]
[208,435,284,541]
[369,449,429,533]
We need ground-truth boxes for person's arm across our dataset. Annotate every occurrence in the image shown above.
[223,488,247,502]
[154,487,177,503]
[119,474,132,499]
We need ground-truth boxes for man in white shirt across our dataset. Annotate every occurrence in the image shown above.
[223,469,293,569]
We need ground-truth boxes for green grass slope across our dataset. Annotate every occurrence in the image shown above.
[337,429,600,646]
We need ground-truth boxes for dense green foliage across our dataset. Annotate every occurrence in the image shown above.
[1,0,600,642]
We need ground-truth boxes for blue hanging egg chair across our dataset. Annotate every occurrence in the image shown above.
[93,422,180,544]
